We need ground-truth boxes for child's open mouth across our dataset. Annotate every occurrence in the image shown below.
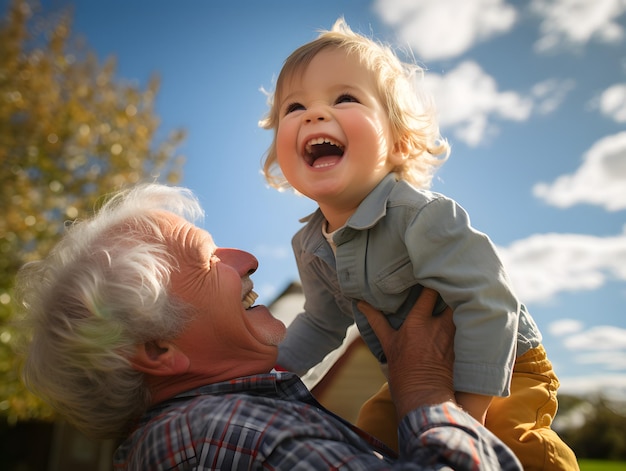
[304,137,345,167]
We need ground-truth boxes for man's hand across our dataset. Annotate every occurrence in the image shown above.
[357,288,456,419]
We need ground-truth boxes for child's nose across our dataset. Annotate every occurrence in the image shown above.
[303,104,331,123]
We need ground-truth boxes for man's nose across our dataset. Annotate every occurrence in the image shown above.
[214,248,258,277]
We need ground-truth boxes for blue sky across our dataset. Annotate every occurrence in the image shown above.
[17,0,626,399]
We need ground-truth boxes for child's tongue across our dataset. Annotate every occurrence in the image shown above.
[312,155,342,169]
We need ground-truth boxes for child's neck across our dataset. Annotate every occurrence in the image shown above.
[317,172,394,232]
[318,203,357,233]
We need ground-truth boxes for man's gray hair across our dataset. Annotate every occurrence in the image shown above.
[16,184,203,439]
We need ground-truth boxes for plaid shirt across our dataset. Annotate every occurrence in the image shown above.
[113,372,520,470]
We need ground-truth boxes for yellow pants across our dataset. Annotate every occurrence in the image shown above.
[356,345,579,470]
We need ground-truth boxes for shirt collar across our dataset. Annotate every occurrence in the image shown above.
[152,372,313,411]
[299,172,398,230]
[345,173,397,230]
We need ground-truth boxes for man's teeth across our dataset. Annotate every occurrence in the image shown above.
[305,137,344,154]
[242,290,258,310]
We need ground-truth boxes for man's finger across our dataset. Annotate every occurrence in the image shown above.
[411,287,439,313]
[356,301,392,343]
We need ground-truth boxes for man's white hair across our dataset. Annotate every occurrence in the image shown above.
[17,184,203,439]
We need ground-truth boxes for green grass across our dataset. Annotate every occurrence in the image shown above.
[578,460,626,471]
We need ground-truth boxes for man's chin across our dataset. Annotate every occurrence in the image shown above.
[245,305,287,346]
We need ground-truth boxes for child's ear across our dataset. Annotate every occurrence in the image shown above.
[129,340,190,376]
[389,138,410,166]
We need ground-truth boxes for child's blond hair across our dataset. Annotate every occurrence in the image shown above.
[260,18,450,191]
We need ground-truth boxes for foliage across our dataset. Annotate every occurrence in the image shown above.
[558,395,626,461]
[0,0,185,424]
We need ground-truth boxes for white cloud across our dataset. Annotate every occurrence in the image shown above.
[497,230,626,303]
[533,132,626,211]
[552,323,626,398]
[565,325,626,351]
[575,350,626,370]
[423,61,572,146]
[563,325,626,378]
[558,373,626,400]
[549,319,584,336]
[531,0,626,53]
[374,0,517,61]
[599,83,626,122]
[531,78,576,115]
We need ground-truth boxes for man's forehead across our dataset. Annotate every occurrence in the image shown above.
[151,211,215,247]
[153,209,187,226]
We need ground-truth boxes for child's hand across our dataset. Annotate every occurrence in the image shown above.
[357,288,456,419]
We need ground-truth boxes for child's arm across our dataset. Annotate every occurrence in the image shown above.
[404,195,518,401]
[455,392,493,424]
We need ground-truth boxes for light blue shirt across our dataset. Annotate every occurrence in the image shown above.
[277,173,542,397]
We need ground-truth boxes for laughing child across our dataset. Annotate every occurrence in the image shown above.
[260,18,578,470]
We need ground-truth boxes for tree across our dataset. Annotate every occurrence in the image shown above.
[0,0,185,424]
[559,395,626,460]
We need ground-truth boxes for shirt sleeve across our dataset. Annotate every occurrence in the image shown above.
[405,196,519,396]
[397,403,523,470]
[261,403,522,470]
[277,230,354,375]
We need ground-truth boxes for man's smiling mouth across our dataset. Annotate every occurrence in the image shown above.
[242,290,258,310]
[304,137,345,167]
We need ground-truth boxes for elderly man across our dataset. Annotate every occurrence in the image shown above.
[17,184,521,470]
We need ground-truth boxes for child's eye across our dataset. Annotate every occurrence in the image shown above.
[336,94,359,104]
[284,102,305,114]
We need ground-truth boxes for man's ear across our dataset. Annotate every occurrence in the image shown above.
[130,340,190,376]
